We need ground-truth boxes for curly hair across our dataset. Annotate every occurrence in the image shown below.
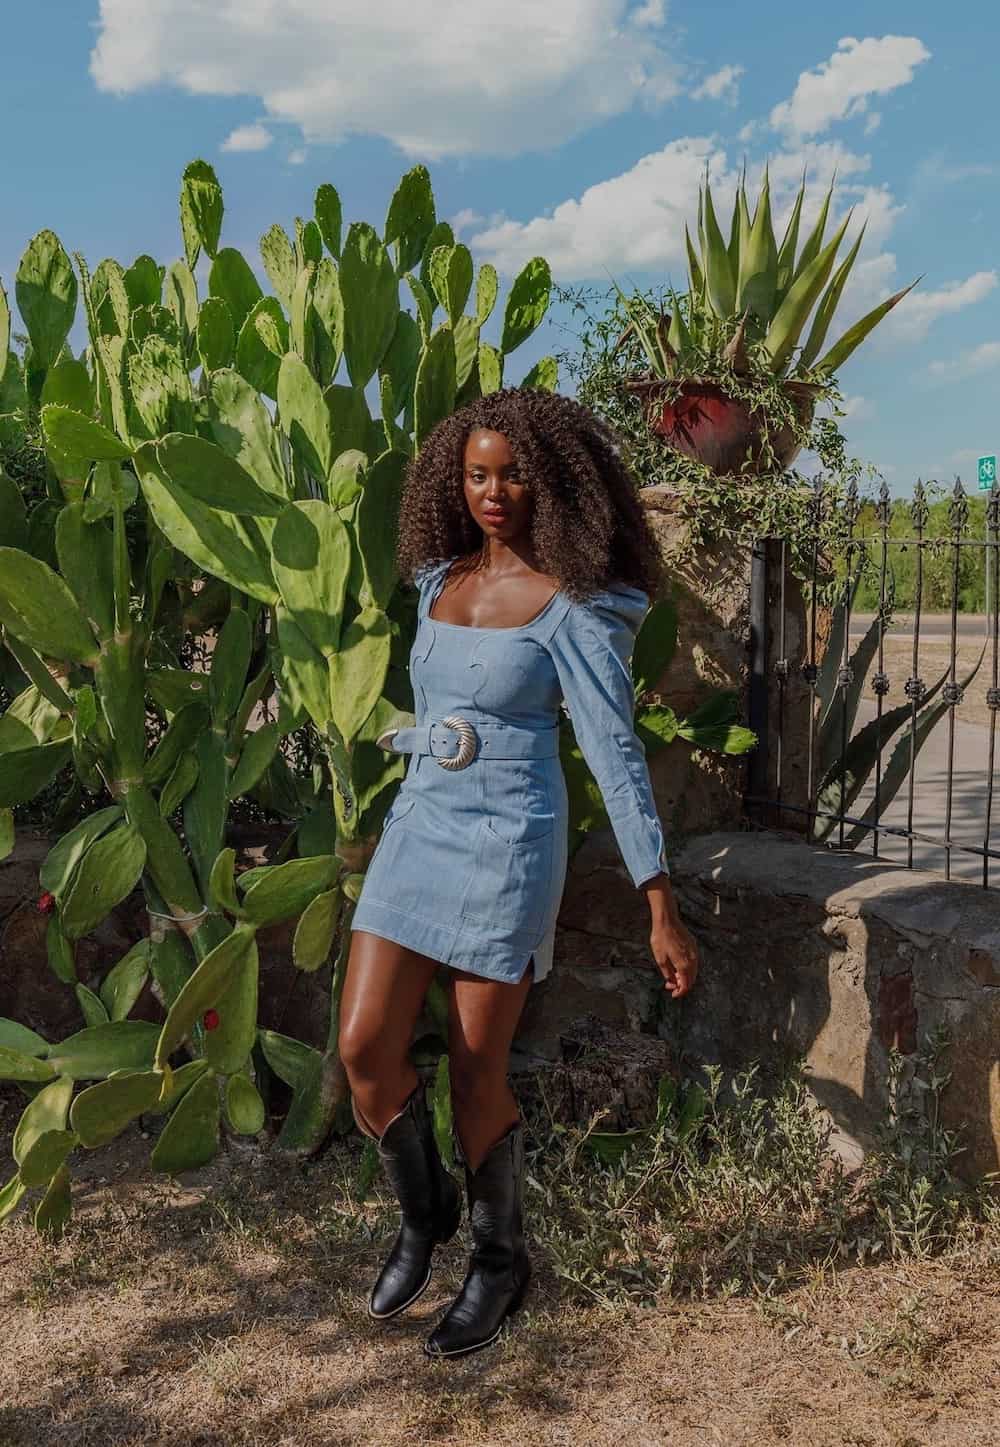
[395,387,666,603]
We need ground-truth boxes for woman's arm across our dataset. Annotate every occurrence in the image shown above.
[546,590,699,997]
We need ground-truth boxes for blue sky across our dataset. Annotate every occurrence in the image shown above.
[2,2,998,496]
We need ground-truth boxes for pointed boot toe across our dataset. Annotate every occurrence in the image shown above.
[424,1122,531,1359]
[363,1085,462,1321]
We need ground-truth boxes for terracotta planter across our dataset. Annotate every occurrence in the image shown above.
[626,378,818,477]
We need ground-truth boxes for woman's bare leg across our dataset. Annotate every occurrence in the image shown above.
[447,959,534,1171]
[339,930,440,1136]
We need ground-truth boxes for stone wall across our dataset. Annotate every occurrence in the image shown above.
[522,827,1000,1181]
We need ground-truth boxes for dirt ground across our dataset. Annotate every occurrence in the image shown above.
[858,632,997,732]
[3,1089,999,1447]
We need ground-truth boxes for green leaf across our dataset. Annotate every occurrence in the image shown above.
[0,807,11,862]
[632,595,678,695]
[204,934,258,1075]
[124,254,164,309]
[34,1163,72,1237]
[46,914,76,985]
[207,367,289,498]
[271,498,351,657]
[476,264,499,326]
[413,326,457,447]
[315,184,343,259]
[277,353,333,481]
[99,939,152,1022]
[357,450,406,608]
[292,887,340,971]
[47,1021,160,1080]
[16,230,77,371]
[763,211,853,375]
[700,182,736,319]
[75,983,110,1028]
[13,1074,73,1163]
[136,447,279,605]
[0,1173,28,1225]
[0,739,73,808]
[209,248,263,336]
[128,334,195,439]
[69,1069,162,1148]
[228,721,280,800]
[155,926,256,1070]
[41,404,130,462]
[61,822,147,940]
[20,1129,76,1189]
[384,165,436,275]
[144,704,209,786]
[429,245,473,328]
[478,342,503,396]
[0,1019,48,1057]
[737,172,778,322]
[236,297,289,399]
[55,502,116,643]
[259,1030,320,1092]
[156,433,285,517]
[328,606,391,743]
[150,1070,220,1174]
[520,356,558,391]
[429,1054,454,1169]
[41,355,92,415]
[500,257,552,354]
[341,223,399,388]
[208,847,240,915]
[814,279,920,376]
[225,1073,265,1135]
[260,223,297,310]
[180,159,224,267]
[240,855,340,927]
[197,295,236,372]
[0,1047,57,1083]
[210,607,252,725]
[164,259,199,343]
[274,606,331,730]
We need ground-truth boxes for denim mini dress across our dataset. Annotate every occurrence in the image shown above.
[350,556,670,985]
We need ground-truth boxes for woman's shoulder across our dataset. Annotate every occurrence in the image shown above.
[413,554,460,594]
[561,580,651,632]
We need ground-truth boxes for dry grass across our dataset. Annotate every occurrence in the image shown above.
[2,1046,999,1447]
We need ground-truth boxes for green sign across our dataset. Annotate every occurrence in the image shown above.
[978,454,997,491]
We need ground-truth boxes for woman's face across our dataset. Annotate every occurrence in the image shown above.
[462,428,531,541]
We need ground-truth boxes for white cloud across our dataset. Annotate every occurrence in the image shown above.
[691,64,743,104]
[471,137,875,278]
[90,0,681,159]
[888,272,997,343]
[288,148,307,165]
[928,340,1000,382]
[864,112,881,135]
[470,136,727,279]
[632,0,666,25]
[220,122,273,153]
[770,35,930,138]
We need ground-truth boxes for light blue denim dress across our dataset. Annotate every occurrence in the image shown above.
[350,556,670,985]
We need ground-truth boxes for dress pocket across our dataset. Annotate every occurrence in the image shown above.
[461,820,553,939]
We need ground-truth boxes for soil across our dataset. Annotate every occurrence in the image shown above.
[2,1087,998,1447]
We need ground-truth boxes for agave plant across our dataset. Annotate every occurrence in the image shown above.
[616,170,919,476]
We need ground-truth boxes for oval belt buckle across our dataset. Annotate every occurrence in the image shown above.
[437,714,477,771]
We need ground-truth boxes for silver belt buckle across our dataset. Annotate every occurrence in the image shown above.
[436,714,477,771]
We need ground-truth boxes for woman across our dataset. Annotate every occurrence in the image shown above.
[342,387,700,1360]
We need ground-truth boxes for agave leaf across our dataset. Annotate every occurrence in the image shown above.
[700,179,736,319]
[726,187,742,276]
[793,179,834,281]
[775,176,806,300]
[838,642,988,847]
[738,173,778,323]
[814,279,920,377]
[798,222,868,372]
[684,226,704,297]
[762,210,852,375]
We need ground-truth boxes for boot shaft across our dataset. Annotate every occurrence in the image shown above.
[465,1123,526,1270]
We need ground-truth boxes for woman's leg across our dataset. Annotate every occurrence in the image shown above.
[447,959,533,1170]
[339,930,440,1135]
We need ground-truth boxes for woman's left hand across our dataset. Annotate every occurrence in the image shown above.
[641,874,700,998]
[649,918,700,998]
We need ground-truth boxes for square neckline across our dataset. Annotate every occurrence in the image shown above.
[426,558,563,633]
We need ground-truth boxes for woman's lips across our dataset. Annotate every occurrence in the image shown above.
[483,508,509,521]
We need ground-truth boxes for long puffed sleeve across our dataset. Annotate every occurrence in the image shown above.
[546,585,669,886]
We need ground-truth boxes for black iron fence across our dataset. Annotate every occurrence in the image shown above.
[745,476,1000,888]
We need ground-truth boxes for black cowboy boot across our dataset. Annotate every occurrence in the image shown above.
[424,1121,531,1358]
[361,1085,462,1320]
